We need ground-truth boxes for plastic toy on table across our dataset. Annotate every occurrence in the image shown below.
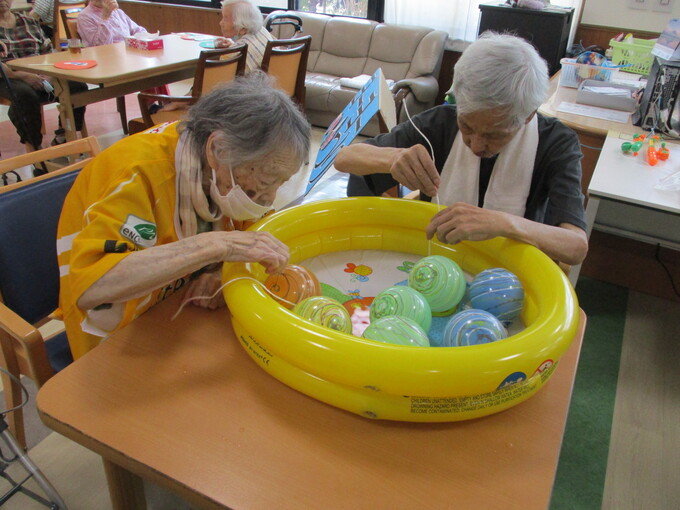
[621,133,671,164]
[647,134,671,165]
[621,133,645,156]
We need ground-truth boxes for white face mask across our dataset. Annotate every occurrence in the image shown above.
[209,167,272,221]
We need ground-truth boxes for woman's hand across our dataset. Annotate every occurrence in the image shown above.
[20,72,48,91]
[183,270,225,310]
[390,145,440,197]
[219,231,289,274]
[101,0,119,20]
[213,37,234,48]
[426,202,507,244]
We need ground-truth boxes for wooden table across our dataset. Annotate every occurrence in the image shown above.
[539,72,642,138]
[6,34,204,139]
[539,71,644,195]
[37,294,586,510]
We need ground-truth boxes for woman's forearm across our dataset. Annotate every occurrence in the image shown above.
[507,218,588,266]
[77,232,223,309]
[77,229,290,310]
[335,144,399,176]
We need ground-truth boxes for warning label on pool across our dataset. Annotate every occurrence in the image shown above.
[409,363,558,414]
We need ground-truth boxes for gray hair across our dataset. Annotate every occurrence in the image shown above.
[179,71,310,171]
[451,32,548,127]
[221,0,264,35]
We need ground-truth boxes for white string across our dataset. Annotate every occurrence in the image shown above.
[401,99,442,257]
[171,275,297,321]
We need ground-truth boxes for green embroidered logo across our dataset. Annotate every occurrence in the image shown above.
[120,214,157,248]
[134,223,156,240]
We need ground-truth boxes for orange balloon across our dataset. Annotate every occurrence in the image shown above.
[265,265,321,309]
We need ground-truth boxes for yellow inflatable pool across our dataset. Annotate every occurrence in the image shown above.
[223,197,579,421]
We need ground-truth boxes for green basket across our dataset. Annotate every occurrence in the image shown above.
[609,37,656,75]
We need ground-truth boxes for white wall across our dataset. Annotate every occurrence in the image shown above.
[582,0,680,32]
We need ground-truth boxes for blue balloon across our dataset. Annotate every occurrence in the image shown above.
[441,309,507,347]
[468,268,524,326]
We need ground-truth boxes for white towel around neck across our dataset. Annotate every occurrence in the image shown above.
[438,115,539,217]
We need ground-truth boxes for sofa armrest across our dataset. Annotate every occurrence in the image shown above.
[393,75,439,104]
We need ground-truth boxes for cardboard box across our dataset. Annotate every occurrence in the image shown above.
[124,36,164,51]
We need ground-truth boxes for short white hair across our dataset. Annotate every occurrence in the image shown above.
[452,32,548,127]
[221,0,264,34]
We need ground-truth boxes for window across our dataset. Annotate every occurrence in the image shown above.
[264,0,384,20]
[384,0,583,43]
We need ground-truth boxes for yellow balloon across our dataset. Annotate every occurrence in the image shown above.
[223,197,579,421]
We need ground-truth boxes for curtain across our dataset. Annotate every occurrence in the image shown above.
[384,1,583,45]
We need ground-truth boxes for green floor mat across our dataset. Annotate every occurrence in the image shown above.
[550,277,628,510]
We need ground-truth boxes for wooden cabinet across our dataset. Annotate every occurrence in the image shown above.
[478,2,574,76]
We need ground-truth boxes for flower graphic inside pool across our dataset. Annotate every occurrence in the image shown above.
[347,289,363,299]
[397,261,415,273]
[344,263,372,282]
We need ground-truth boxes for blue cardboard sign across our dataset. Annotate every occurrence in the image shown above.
[305,69,395,195]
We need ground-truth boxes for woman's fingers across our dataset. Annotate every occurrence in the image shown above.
[221,231,290,274]
[391,145,439,197]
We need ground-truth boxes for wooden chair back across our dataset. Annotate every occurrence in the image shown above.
[194,46,249,97]
[260,35,311,111]
[0,136,101,191]
[52,1,86,48]
[132,44,248,132]
[59,6,83,40]
[0,137,101,449]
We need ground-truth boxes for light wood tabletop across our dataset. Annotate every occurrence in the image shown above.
[6,34,207,138]
[37,294,586,510]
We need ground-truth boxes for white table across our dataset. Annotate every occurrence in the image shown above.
[570,130,680,285]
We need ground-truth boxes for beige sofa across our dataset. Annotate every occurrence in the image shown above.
[270,11,448,136]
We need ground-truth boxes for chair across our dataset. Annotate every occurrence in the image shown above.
[260,35,311,112]
[127,44,248,134]
[264,11,304,39]
[0,137,101,450]
[60,6,129,135]
[52,0,86,49]
[59,6,82,43]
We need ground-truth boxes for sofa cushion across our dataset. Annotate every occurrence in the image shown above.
[363,24,432,80]
[292,11,328,70]
[305,72,360,114]
[409,30,450,78]
[313,17,376,77]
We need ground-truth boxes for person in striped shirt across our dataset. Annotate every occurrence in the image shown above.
[214,0,273,73]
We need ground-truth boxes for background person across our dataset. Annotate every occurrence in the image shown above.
[76,0,168,111]
[27,0,54,40]
[77,0,146,47]
[0,0,86,150]
[57,72,310,360]
[335,33,588,267]
[214,0,272,72]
